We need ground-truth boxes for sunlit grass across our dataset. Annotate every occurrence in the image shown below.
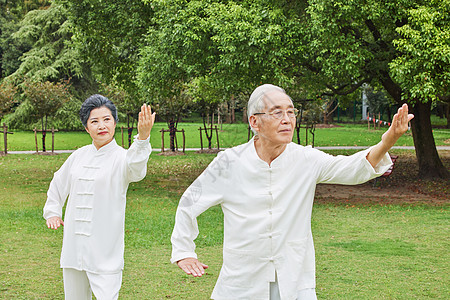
[0,153,448,299]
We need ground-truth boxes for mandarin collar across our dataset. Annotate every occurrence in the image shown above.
[248,137,290,168]
[92,138,118,154]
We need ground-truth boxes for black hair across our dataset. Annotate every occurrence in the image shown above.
[79,94,118,127]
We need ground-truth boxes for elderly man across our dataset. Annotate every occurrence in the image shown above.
[171,84,414,299]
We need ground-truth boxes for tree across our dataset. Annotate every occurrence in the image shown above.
[63,0,154,95]
[5,1,96,102]
[291,0,448,178]
[9,2,81,82]
[137,27,192,152]
[0,80,17,123]
[22,79,71,151]
[0,0,51,79]
[389,0,450,175]
[149,0,447,178]
[364,85,394,122]
[187,76,224,149]
[148,0,293,108]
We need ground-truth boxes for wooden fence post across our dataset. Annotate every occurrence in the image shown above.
[199,127,203,151]
[121,127,124,148]
[34,128,38,153]
[2,123,13,154]
[215,125,220,150]
[160,129,165,152]
[182,129,186,153]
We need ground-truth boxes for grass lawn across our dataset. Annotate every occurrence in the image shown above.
[4,121,449,151]
[1,152,449,299]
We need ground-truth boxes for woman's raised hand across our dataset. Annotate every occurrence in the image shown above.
[138,104,156,140]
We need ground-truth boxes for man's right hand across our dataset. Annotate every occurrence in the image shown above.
[177,257,209,277]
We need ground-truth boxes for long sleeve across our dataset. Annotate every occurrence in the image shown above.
[170,152,229,264]
[126,135,152,183]
[43,154,74,220]
[312,146,392,184]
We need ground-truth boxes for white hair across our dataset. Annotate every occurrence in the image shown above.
[247,84,290,135]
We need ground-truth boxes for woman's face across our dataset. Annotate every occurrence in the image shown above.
[85,106,116,149]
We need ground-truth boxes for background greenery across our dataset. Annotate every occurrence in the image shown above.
[0,152,448,299]
[1,0,449,178]
[4,121,450,152]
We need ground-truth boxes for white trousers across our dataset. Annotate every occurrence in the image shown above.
[63,268,122,300]
[270,277,317,300]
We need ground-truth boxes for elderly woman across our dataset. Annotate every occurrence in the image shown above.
[43,94,155,300]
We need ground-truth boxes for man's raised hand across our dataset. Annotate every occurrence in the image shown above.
[382,103,414,148]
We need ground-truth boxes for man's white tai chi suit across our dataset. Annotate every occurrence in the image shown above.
[171,138,391,300]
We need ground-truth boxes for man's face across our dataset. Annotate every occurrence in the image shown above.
[252,90,296,146]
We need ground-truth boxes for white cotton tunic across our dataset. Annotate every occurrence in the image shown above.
[171,138,392,300]
[43,137,151,274]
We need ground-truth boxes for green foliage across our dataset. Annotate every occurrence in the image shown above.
[0,80,18,121]
[364,85,393,115]
[23,79,70,122]
[63,0,154,93]
[149,0,293,93]
[8,79,72,132]
[0,8,31,79]
[390,0,450,102]
[98,83,141,127]
[8,2,84,82]
[53,96,83,130]
[137,26,190,106]
[137,26,193,150]
[0,0,51,18]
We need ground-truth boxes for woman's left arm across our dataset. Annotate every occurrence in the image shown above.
[126,104,155,182]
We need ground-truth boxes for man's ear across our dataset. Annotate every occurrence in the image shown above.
[249,115,260,134]
[85,126,90,134]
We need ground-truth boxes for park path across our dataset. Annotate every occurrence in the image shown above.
[6,145,450,154]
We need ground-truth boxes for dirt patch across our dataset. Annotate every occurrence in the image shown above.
[314,124,342,128]
[157,151,186,156]
[33,151,59,156]
[315,151,450,206]
[196,149,221,154]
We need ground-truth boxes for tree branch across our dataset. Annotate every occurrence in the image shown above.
[324,76,372,96]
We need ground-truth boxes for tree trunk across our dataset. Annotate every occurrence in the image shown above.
[230,95,236,123]
[380,74,448,179]
[410,101,449,179]
[208,120,213,149]
[446,103,450,129]
[226,102,232,123]
[243,107,248,123]
[168,119,176,151]
[386,105,393,123]
[202,113,213,149]
[127,115,133,148]
[42,117,46,152]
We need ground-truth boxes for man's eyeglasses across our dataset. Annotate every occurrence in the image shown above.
[253,108,299,119]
